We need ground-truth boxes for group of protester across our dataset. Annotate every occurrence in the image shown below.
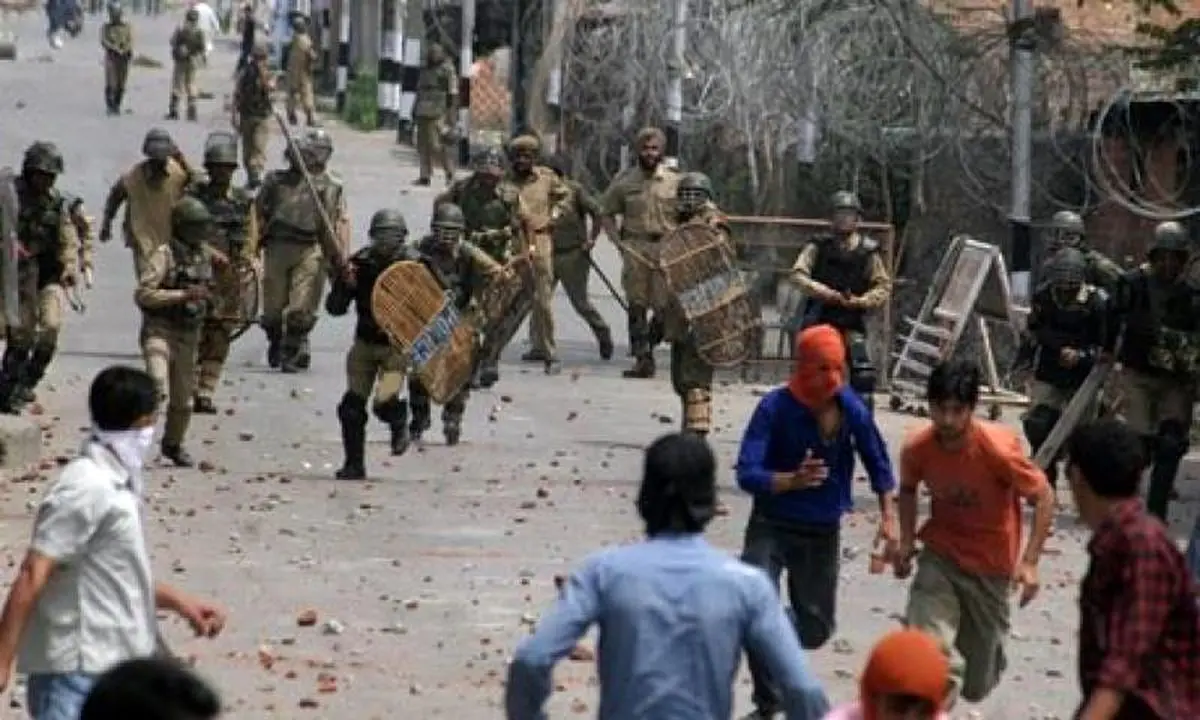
[510,325,1200,720]
[0,325,1196,719]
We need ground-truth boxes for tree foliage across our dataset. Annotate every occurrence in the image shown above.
[1084,0,1200,71]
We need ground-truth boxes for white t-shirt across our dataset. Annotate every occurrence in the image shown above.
[17,442,157,675]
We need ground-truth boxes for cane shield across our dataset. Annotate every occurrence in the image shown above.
[659,223,760,367]
[476,254,536,369]
[371,260,477,403]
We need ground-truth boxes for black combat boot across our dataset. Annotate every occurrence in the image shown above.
[14,344,55,411]
[161,443,194,467]
[263,325,282,368]
[114,88,124,112]
[279,334,305,373]
[544,357,561,376]
[336,393,369,479]
[0,346,31,415]
[443,416,461,446]
[165,97,179,120]
[186,103,198,122]
[595,325,614,360]
[294,336,312,370]
[409,392,431,442]
[374,398,411,457]
[622,354,656,379]
[287,111,299,125]
[478,363,499,388]
[521,349,548,363]
[193,396,218,414]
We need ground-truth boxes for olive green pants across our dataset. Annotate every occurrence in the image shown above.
[904,549,1010,705]
[141,317,200,447]
[194,320,237,401]
[346,339,406,406]
[552,248,607,332]
[261,241,326,336]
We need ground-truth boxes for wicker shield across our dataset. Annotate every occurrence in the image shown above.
[659,223,759,367]
[476,254,536,368]
[371,261,477,403]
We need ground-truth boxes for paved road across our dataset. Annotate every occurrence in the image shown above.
[1,11,1198,720]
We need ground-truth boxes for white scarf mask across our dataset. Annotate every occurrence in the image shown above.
[92,426,156,494]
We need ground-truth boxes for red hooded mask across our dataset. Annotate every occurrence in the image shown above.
[787,324,846,409]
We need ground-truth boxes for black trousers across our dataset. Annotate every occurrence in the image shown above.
[740,512,841,713]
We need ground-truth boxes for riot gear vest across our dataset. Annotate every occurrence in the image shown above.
[147,242,212,327]
[341,244,417,345]
[16,179,67,289]
[191,183,252,257]
[804,234,879,333]
[417,235,487,310]
[1117,266,1200,377]
[260,170,342,242]
[1029,284,1106,388]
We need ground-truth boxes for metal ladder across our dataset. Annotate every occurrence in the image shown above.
[889,236,1016,401]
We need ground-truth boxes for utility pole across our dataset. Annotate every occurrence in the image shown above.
[510,0,528,134]
[459,0,475,165]
[665,0,687,169]
[396,0,423,144]
[1008,0,1035,305]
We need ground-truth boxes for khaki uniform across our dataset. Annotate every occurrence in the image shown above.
[662,205,731,434]
[510,166,571,359]
[256,167,350,361]
[233,63,274,183]
[413,60,458,182]
[285,32,317,123]
[169,24,205,113]
[101,20,133,111]
[435,176,523,262]
[789,233,891,310]
[134,241,214,448]
[551,179,609,336]
[116,158,191,275]
[0,184,79,412]
[190,182,259,404]
[599,164,680,357]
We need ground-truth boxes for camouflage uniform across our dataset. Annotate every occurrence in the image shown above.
[327,209,417,480]
[168,10,205,121]
[135,197,218,467]
[434,147,522,263]
[790,191,892,411]
[599,127,680,378]
[1021,248,1109,489]
[1044,210,1123,292]
[1111,221,1199,521]
[285,17,319,127]
[506,135,571,371]
[100,2,133,115]
[544,153,613,360]
[232,40,274,189]
[662,173,732,436]
[189,133,260,414]
[101,128,192,277]
[408,204,503,446]
[0,143,79,414]
[257,129,350,373]
[412,45,457,186]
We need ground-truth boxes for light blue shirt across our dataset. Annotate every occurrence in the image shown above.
[505,534,830,720]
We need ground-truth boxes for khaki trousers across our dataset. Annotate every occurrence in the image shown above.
[141,317,200,446]
[526,232,556,358]
[261,241,326,335]
[286,77,315,118]
[1120,367,1195,436]
[104,52,130,95]
[170,61,196,102]
[346,339,406,408]
[904,549,1010,705]
[415,117,452,181]
[2,284,63,348]
[239,115,270,179]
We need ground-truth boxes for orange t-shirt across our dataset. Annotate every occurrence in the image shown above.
[900,420,1048,577]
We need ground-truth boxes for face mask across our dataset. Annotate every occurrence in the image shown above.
[94,426,156,492]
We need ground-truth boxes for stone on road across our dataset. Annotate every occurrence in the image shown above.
[3,11,1196,720]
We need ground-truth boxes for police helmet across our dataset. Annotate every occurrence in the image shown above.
[172,196,213,228]
[203,132,238,167]
[830,190,862,214]
[142,128,175,161]
[1151,221,1189,255]
[1050,210,1085,236]
[432,203,466,230]
[369,209,408,238]
[22,142,64,175]
[1045,247,1087,286]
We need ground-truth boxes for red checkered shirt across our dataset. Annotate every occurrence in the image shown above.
[1078,500,1200,719]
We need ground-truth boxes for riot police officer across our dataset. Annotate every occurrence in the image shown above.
[789,191,892,410]
[1045,210,1122,290]
[326,209,417,479]
[1112,220,1197,520]
[1021,248,1109,489]
[408,203,504,446]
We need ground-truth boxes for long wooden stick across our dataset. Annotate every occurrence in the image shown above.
[270,111,346,268]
